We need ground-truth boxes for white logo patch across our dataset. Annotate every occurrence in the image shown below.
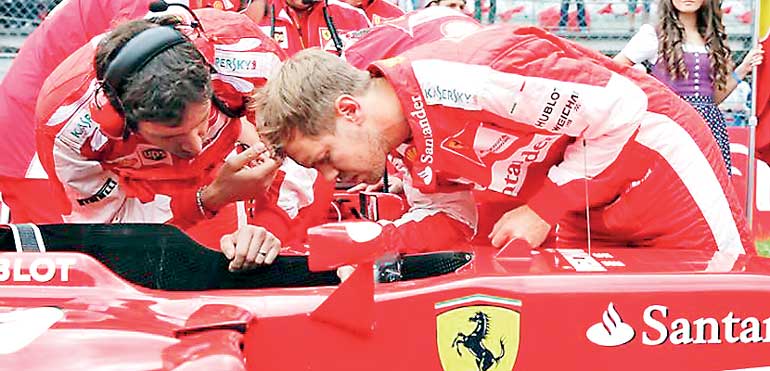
[213,50,281,79]
[586,303,635,346]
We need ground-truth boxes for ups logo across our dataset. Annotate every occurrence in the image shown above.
[142,148,167,161]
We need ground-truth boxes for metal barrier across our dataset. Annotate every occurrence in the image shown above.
[0,0,60,57]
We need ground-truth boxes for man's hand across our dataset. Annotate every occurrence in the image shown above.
[336,265,356,282]
[489,204,551,248]
[202,144,281,212]
[221,225,282,271]
[347,176,404,194]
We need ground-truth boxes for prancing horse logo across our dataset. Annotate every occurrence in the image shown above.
[452,312,506,371]
[435,297,520,371]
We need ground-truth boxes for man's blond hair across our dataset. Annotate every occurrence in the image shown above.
[255,48,371,149]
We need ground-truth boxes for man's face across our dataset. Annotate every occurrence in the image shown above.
[286,0,314,11]
[438,0,465,11]
[284,118,388,184]
[136,99,212,159]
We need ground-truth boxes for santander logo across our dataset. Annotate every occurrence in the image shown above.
[586,303,635,346]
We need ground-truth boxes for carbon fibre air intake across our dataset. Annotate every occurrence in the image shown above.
[2,224,45,252]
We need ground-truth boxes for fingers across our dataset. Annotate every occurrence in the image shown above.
[365,183,383,192]
[220,233,236,260]
[227,227,283,271]
[490,228,511,249]
[228,228,255,271]
[225,145,271,172]
[263,234,281,265]
[346,182,368,193]
[250,228,268,265]
[336,265,356,282]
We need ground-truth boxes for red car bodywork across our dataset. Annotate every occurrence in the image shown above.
[2,217,770,370]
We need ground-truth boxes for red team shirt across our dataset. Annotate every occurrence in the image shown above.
[344,9,752,253]
[260,0,371,56]
[35,9,330,247]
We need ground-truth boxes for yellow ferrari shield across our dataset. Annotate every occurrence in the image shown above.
[436,297,520,371]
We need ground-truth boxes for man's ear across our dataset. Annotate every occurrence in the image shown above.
[334,94,363,126]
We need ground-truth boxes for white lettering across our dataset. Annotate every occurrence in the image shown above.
[642,305,668,345]
[0,258,75,282]
[723,312,741,343]
[693,317,720,344]
[739,317,763,343]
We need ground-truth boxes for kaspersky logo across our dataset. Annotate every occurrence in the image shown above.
[587,303,770,346]
[586,302,635,346]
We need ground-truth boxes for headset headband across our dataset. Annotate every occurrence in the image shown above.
[103,26,188,94]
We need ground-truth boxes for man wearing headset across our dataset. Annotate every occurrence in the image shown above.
[35,8,331,271]
[259,0,371,56]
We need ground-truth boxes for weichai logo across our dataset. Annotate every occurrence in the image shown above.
[587,303,770,346]
[0,258,76,282]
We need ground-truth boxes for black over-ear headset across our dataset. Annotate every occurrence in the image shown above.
[95,1,241,140]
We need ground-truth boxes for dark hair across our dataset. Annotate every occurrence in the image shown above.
[657,0,732,90]
[94,18,212,132]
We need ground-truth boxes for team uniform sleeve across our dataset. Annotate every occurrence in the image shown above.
[50,125,206,227]
[408,54,649,225]
[374,163,477,254]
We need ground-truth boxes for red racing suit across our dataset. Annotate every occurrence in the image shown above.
[34,9,330,247]
[344,8,521,250]
[361,0,404,25]
[365,25,752,253]
[260,0,371,56]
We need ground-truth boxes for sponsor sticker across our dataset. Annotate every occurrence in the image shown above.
[213,50,282,79]
[57,109,97,150]
[587,303,770,346]
[435,295,521,371]
[487,134,559,196]
[136,144,173,167]
[0,257,75,283]
[413,62,480,111]
[76,178,118,206]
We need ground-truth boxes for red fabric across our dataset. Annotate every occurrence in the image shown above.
[259,0,371,56]
[33,9,293,240]
[0,0,153,177]
[367,25,750,251]
[0,177,64,224]
[362,0,404,25]
[344,7,480,69]
[755,36,770,163]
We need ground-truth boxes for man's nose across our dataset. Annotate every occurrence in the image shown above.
[318,165,339,182]
[180,131,204,155]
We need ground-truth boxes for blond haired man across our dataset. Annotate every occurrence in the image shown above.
[258,25,752,254]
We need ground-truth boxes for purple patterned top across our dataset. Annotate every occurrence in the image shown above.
[651,50,714,98]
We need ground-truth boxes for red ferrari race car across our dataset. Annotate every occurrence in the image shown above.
[2,190,770,371]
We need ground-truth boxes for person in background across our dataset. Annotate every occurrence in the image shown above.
[259,0,371,56]
[339,0,404,25]
[627,0,651,32]
[558,0,586,31]
[425,0,465,12]
[614,0,764,173]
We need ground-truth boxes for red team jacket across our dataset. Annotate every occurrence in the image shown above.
[345,9,752,253]
[362,0,404,25]
[260,0,371,55]
[34,9,329,246]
